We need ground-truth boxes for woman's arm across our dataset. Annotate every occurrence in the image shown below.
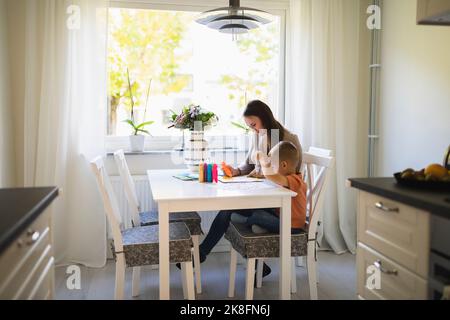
[237,154,255,176]
[237,136,257,176]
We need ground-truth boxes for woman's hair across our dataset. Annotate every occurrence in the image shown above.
[243,100,285,144]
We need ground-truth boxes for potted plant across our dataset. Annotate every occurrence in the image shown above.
[231,121,250,134]
[124,69,154,152]
[169,105,218,171]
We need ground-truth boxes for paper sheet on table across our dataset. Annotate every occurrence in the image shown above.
[219,176,264,184]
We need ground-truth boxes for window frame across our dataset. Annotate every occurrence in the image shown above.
[106,0,288,152]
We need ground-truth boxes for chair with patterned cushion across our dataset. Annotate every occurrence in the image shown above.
[226,151,334,300]
[91,156,195,300]
[113,149,203,294]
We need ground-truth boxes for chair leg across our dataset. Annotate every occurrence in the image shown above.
[114,254,126,300]
[296,256,306,267]
[307,242,318,300]
[192,235,202,294]
[245,258,256,300]
[228,248,237,298]
[132,267,141,297]
[181,262,188,299]
[183,261,195,300]
[256,259,264,289]
[291,258,297,294]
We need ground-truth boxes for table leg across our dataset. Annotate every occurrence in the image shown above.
[279,196,291,300]
[158,202,170,300]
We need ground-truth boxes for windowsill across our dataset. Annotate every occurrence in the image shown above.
[106,148,248,156]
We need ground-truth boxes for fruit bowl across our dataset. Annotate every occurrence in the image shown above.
[394,172,450,191]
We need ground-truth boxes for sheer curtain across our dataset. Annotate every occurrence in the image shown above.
[286,0,367,254]
[22,0,109,267]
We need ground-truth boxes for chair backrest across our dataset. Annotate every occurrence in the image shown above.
[302,150,334,241]
[90,156,124,252]
[308,147,332,157]
[113,149,141,226]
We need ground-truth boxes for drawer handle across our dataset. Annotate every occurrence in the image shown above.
[375,202,399,213]
[26,230,41,245]
[374,260,398,276]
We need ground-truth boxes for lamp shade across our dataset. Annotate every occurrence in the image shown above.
[196,0,273,35]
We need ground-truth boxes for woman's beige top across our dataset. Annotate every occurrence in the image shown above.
[238,128,303,175]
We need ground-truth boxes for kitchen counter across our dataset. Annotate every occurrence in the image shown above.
[0,187,59,255]
[349,178,450,219]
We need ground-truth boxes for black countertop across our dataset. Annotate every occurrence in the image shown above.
[0,187,59,255]
[349,178,450,220]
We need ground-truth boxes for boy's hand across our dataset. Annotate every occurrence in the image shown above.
[255,152,276,176]
[255,151,270,166]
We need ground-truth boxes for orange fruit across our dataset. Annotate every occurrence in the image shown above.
[424,164,448,179]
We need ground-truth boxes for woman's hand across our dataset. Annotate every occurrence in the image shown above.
[222,162,241,177]
[231,168,241,177]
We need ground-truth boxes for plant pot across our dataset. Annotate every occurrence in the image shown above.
[184,130,208,172]
[129,135,145,152]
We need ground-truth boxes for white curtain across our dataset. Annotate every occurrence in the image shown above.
[287,0,366,254]
[22,0,109,267]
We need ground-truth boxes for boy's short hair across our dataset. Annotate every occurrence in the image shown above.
[276,141,300,169]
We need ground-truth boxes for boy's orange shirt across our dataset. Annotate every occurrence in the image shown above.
[275,173,307,230]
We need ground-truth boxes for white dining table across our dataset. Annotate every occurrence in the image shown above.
[147,169,297,300]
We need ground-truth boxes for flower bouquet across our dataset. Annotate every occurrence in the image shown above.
[169,105,218,172]
[169,105,218,131]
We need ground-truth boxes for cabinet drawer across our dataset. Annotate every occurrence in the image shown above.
[27,256,55,300]
[357,191,430,277]
[357,243,428,300]
[0,231,51,298]
[0,210,52,299]
[0,211,51,276]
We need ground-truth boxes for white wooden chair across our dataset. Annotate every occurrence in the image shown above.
[90,156,195,300]
[296,147,332,270]
[113,149,204,295]
[225,151,334,300]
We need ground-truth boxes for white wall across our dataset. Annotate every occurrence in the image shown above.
[0,0,16,187]
[377,0,450,175]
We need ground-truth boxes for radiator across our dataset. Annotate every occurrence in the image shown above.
[109,175,230,252]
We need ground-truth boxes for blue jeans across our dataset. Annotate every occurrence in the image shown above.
[199,209,302,258]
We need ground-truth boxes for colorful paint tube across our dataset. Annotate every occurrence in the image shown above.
[199,163,204,183]
[212,164,218,183]
[207,164,213,183]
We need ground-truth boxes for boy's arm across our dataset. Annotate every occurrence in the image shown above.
[264,173,289,188]
[255,151,290,188]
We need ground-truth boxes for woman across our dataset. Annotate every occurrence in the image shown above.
[177,100,302,277]
[198,100,303,267]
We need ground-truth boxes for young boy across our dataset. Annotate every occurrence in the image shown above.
[231,141,307,234]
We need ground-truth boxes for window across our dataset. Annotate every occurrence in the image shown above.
[107,3,284,148]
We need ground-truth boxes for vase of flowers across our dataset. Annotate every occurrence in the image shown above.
[169,105,218,172]
[123,69,154,152]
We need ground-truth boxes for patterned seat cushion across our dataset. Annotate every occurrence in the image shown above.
[113,222,193,268]
[224,222,308,259]
[140,211,203,236]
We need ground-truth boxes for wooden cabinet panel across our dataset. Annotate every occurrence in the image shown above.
[358,191,430,278]
[357,243,428,300]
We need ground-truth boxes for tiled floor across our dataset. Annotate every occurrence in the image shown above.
[55,251,356,300]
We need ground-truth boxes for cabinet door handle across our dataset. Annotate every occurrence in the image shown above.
[374,260,398,276]
[375,202,399,213]
[26,231,40,245]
